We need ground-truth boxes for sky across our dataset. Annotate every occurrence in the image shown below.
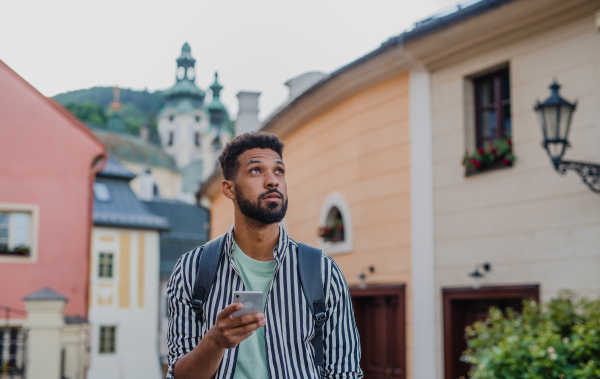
[1,0,463,120]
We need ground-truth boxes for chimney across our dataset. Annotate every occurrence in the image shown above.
[235,91,261,136]
[137,168,155,201]
[139,126,149,141]
[285,71,327,101]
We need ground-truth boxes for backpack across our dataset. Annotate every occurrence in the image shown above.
[190,234,328,367]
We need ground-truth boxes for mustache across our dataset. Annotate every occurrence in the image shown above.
[260,189,284,200]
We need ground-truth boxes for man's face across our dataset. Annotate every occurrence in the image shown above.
[233,148,288,224]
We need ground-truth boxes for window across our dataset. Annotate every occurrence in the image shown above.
[318,193,353,255]
[98,252,114,278]
[93,183,111,202]
[0,212,31,256]
[195,115,201,123]
[463,67,514,174]
[99,326,116,354]
[168,131,174,146]
[320,207,344,243]
[194,132,200,146]
[474,68,511,148]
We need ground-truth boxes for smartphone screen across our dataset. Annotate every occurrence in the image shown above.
[232,290,263,318]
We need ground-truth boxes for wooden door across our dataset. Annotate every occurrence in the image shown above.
[351,285,405,379]
[442,285,539,379]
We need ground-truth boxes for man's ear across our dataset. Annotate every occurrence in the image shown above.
[221,180,235,200]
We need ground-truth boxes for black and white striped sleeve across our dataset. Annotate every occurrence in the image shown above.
[165,249,202,379]
[321,257,364,379]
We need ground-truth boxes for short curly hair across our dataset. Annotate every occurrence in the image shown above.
[218,132,284,180]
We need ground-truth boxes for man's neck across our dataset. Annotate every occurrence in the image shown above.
[232,213,279,262]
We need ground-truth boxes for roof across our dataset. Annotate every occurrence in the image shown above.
[142,198,209,276]
[94,158,170,230]
[23,287,68,301]
[92,127,179,172]
[98,155,136,180]
[0,60,105,156]
[164,79,206,100]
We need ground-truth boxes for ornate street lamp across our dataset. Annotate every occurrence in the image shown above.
[534,81,600,193]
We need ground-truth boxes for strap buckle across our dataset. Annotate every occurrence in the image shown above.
[191,299,204,313]
[314,311,327,326]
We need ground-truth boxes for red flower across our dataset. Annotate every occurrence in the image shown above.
[473,160,482,168]
[503,158,512,166]
[477,148,485,155]
[491,148,498,154]
[507,139,512,146]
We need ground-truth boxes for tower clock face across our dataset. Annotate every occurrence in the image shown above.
[187,67,195,80]
[177,67,185,80]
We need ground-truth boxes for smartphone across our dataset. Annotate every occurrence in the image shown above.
[232,290,263,318]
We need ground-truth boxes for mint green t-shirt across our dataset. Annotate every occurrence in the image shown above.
[232,240,276,379]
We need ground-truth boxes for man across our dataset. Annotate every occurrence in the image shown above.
[166,132,363,379]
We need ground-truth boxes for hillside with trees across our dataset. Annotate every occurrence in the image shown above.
[53,87,165,145]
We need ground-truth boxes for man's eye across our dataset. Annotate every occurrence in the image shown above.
[276,168,285,174]
[250,168,260,174]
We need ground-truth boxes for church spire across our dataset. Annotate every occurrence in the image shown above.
[176,42,196,82]
[209,72,227,133]
[106,87,127,134]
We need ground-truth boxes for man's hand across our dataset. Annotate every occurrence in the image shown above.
[206,303,267,349]
[173,303,266,379]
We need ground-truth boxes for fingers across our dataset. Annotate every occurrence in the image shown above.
[217,303,243,320]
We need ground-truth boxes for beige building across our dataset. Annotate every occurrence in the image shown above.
[399,0,600,378]
[201,64,414,377]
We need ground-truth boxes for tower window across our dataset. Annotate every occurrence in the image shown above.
[195,132,200,146]
[168,131,174,146]
[169,115,174,122]
[195,116,201,123]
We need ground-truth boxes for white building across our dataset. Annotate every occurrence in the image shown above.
[157,43,234,199]
[88,157,169,379]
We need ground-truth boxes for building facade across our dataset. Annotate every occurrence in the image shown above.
[0,59,105,376]
[398,0,600,378]
[88,157,168,379]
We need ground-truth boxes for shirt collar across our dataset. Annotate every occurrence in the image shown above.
[225,224,289,264]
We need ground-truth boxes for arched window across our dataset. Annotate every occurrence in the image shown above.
[321,207,344,243]
[318,193,353,255]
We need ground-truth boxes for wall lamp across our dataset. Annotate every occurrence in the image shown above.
[534,80,600,193]
[358,266,375,289]
[468,262,491,289]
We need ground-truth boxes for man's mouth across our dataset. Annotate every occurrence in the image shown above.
[261,192,282,201]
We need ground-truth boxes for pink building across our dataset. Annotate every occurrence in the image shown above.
[0,59,105,319]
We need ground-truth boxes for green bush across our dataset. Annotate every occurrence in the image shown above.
[462,291,600,379]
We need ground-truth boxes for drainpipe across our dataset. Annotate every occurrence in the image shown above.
[84,153,107,320]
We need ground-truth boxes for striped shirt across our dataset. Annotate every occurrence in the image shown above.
[166,226,363,379]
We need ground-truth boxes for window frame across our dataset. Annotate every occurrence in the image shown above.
[318,193,353,255]
[98,252,114,279]
[99,325,117,354]
[473,67,511,149]
[0,203,39,263]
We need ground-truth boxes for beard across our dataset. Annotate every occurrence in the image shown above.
[235,186,288,225]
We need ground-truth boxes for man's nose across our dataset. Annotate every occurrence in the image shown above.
[265,171,279,188]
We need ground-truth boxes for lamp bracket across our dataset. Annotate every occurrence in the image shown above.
[554,160,600,193]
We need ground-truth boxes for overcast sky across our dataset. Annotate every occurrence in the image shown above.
[1,0,463,119]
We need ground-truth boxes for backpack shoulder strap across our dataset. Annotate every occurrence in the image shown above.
[297,242,327,368]
[191,234,227,318]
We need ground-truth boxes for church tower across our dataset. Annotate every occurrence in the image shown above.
[157,42,209,169]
